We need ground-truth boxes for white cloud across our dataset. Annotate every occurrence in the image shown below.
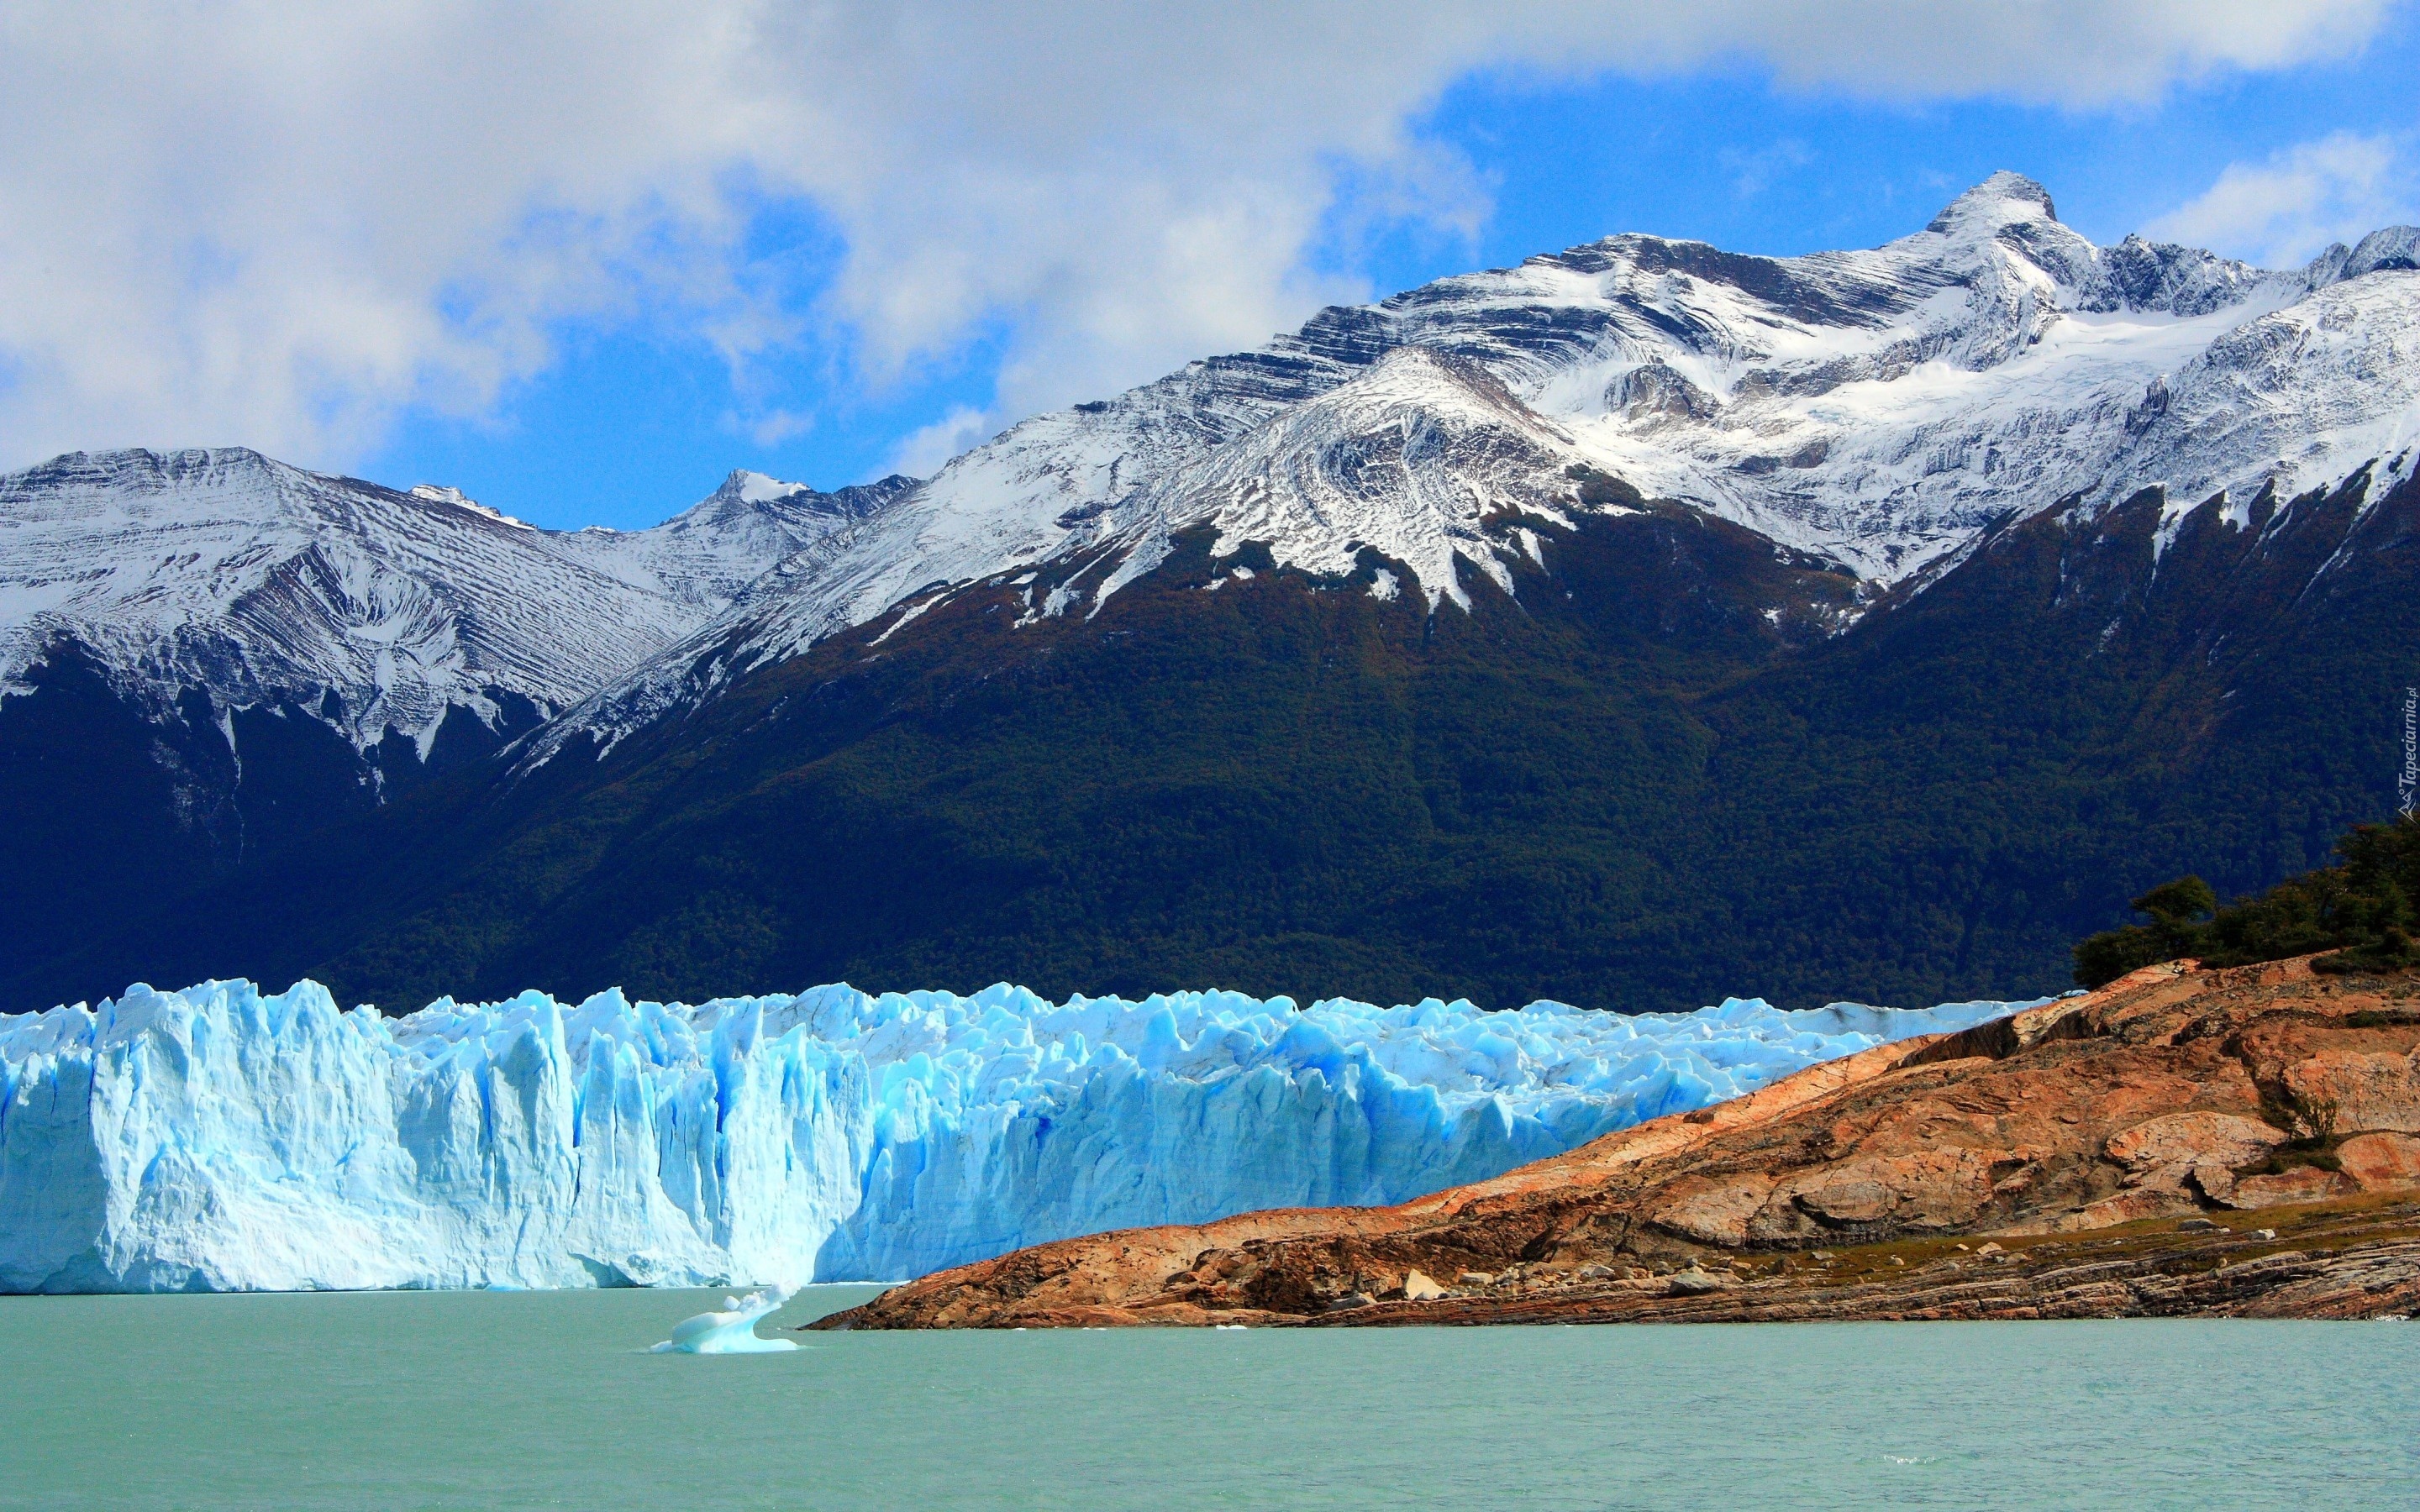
[887,406,1000,479]
[739,408,815,449]
[2148,133,2417,266]
[1721,139,1817,198]
[0,1,2395,480]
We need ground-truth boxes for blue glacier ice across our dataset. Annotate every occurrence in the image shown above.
[650,1284,800,1353]
[0,978,2036,1294]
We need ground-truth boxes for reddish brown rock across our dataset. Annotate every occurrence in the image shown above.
[2230,1168,2359,1207]
[2105,1112,2289,1179]
[2337,1132,2420,1189]
[2058,1190,2196,1231]
[817,958,2420,1330]
[2281,1051,2420,1136]
[1649,1173,1774,1245]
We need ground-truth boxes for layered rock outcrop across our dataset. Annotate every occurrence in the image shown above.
[818,958,2420,1327]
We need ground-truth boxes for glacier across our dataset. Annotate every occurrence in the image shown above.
[0,977,2033,1294]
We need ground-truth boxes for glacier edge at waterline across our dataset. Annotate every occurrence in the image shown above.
[0,978,2033,1294]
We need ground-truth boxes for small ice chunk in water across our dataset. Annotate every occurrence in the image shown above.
[650,1284,799,1354]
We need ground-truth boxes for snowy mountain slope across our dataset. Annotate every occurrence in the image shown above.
[555,467,916,613]
[537,173,2420,753]
[2106,263,2420,533]
[0,449,910,758]
[1113,347,1601,610]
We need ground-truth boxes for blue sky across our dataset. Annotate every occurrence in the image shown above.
[6,3,2415,531]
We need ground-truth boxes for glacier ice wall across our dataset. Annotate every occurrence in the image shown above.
[0,978,2032,1294]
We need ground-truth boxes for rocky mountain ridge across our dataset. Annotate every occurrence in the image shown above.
[0,447,911,759]
[537,172,2419,755]
[8,175,2412,772]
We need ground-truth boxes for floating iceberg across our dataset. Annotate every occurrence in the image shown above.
[0,977,2032,1293]
[650,1284,799,1354]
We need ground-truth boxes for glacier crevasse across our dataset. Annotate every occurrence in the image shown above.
[0,978,2029,1293]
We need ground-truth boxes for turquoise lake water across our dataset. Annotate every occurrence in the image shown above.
[1,1287,2412,1509]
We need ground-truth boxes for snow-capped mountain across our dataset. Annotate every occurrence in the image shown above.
[0,448,912,757]
[556,466,914,615]
[3,172,2416,1021]
[539,173,2420,753]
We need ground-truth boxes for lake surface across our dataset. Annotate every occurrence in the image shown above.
[1,1287,2411,1509]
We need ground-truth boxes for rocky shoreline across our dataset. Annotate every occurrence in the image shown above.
[813,957,2420,1328]
[1269,1200,2420,1325]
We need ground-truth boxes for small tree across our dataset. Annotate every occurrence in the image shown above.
[2072,876,2215,988]
[2074,816,2420,987]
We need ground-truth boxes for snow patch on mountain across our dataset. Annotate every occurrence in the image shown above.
[408,484,533,531]
[734,470,806,504]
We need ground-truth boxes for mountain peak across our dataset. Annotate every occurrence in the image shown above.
[2296,224,2418,289]
[2346,225,2420,279]
[658,470,812,530]
[2,446,286,501]
[724,469,811,505]
[1926,171,2059,235]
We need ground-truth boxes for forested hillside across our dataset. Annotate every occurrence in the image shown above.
[11,465,2411,1016]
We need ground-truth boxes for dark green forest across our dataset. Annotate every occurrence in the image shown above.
[2075,812,2420,984]
[5,467,2416,1016]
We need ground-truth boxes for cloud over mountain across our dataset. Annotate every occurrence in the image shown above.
[0,1,2391,475]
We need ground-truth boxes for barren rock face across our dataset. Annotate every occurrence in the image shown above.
[1400,1269,1447,1301]
[2230,1168,2357,1208]
[2281,1051,2420,1136]
[1749,1148,2007,1242]
[817,958,2420,1330]
[2106,1112,2289,1173]
[2338,1132,2420,1187]
[2102,1111,2291,1210]
[1649,1174,1775,1246]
